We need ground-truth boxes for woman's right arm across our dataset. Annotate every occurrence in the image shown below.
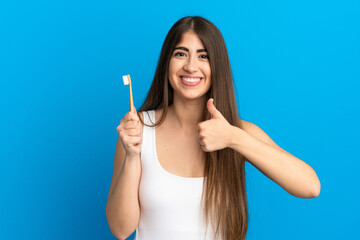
[106,111,143,240]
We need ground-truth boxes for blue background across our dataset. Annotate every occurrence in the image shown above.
[1,0,359,239]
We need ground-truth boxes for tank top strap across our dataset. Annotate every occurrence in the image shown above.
[140,110,156,172]
[142,110,155,126]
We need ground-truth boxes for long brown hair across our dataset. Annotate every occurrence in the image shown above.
[137,16,248,240]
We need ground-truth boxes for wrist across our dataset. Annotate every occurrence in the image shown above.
[125,152,140,161]
[227,126,246,149]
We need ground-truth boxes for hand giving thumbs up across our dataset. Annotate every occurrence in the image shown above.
[198,98,234,152]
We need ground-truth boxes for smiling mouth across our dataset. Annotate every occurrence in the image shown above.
[181,77,202,83]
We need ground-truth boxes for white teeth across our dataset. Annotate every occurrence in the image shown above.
[182,77,201,83]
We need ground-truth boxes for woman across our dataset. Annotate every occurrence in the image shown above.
[106,16,321,240]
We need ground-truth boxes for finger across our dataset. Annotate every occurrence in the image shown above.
[198,121,209,131]
[116,125,122,134]
[125,111,140,122]
[199,138,205,146]
[123,120,139,130]
[207,98,223,119]
[123,128,142,136]
[123,136,142,145]
[121,112,136,124]
[201,145,207,152]
[198,129,205,138]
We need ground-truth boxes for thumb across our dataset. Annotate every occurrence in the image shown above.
[207,98,222,119]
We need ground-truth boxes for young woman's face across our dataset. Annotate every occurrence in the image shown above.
[168,31,212,101]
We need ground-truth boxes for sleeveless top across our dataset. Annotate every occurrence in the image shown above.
[134,110,217,240]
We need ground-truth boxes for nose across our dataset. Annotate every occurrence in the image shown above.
[183,56,198,73]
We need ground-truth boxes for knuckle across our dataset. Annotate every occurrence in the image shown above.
[119,131,124,138]
[126,122,133,129]
[130,112,139,121]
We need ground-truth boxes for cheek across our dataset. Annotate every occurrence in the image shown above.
[204,64,212,88]
[168,63,176,80]
[168,62,176,88]
[205,65,211,81]
[168,60,175,76]
[203,62,211,76]
[169,59,182,74]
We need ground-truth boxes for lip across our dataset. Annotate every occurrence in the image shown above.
[180,76,203,87]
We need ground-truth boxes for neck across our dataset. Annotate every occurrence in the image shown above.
[168,94,206,130]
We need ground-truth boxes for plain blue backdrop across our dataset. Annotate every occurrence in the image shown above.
[1,0,359,239]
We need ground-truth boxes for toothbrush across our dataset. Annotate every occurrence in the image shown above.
[122,74,135,113]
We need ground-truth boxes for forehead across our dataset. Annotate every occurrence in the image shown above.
[175,31,205,48]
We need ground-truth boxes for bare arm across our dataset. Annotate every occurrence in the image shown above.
[105,138,141,240]
[106,111,143,240]
[198,99,320,198]
[229,120,321,198]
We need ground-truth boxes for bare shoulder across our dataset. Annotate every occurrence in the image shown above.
[154,108,164,122]
[154,108,166,126]
[239,119,256,131]
[239,119,281,150]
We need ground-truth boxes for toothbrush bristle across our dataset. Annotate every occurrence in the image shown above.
[122,75,129,85]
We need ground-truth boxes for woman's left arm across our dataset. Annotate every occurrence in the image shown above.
[199,99,321,198]
[228,120,321,198]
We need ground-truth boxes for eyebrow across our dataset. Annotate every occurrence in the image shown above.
[174,46,207,53]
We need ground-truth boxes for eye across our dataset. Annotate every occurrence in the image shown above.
[199,54,209,59]
[174,51,186,57]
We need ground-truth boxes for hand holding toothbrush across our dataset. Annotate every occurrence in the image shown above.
[116,74,142,157]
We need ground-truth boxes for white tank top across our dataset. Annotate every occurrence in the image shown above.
[135,110,217,240]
